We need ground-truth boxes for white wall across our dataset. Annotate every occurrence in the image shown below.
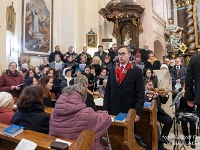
[0,0,171,69]
[0,0,22,71]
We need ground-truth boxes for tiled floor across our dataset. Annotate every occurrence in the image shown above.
[164,133,200,150]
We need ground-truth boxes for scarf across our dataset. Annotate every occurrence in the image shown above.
[115,62,132,84]
[7,70,19,77]
[147,58,157,63]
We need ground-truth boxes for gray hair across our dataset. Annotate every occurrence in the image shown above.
[75,75,88,84]
[62,83,87,102]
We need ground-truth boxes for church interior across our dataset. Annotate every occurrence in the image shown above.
[0,0,200,150]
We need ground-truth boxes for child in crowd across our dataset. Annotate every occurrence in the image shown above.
[101,55,112,70]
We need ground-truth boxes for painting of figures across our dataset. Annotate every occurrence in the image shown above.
[23,0,53,55]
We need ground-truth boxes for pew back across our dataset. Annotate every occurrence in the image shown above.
[0,123,94,150]
[138,100,158,150]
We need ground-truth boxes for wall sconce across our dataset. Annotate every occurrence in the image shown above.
[9,39,18,56]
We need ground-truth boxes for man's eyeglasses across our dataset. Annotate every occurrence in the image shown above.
[118,52,127,56]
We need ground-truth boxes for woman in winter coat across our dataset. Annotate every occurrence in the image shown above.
[12,85,49,134]
[49,83,112,150]
[144,52,161,70]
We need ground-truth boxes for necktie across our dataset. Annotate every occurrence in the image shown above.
[176,67,180,79]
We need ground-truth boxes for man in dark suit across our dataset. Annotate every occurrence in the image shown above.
[140,43,152,63]
[170,58,187,90]
[108,43,118,64]
[94,45,107,62]
[185,54,200,118]
[76,46,92,64]
[103,45,145,123]
[49,45,64,63]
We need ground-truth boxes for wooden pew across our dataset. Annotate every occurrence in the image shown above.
[44,100,158,150]
[108,109,145,150]
[0,123,94,150]
[138,100,158,150]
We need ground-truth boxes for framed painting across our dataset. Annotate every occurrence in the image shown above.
[6,6,16,34]
[194,0,200,48]
[22,0,53,56]
[86,33,97,48]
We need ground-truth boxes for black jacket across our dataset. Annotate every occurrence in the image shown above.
[103,66,145,116]
[94,51,107,62]
[86,92,97,111]
[108,49,117,63]
[140,49,152,63]
[185,54,200,104]
[12,104,49,134]
[144,60,161,70]
[76,52,92,64]
[146,95,169,115]
[59,78,74,93]
[49,51,64,63]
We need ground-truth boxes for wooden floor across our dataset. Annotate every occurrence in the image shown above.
[164,133,200,150]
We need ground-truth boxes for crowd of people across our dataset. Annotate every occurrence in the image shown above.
[0,43,197,149]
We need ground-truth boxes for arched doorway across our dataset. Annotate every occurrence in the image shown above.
[154,40,164,62]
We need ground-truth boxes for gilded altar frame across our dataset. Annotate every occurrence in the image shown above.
[194,0,200,48]
[6,7,16,34]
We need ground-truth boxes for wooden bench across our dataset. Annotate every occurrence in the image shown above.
[44,100,158,150]
[138,100,158,150]
[107,109,145,150]
[0,123,94,150]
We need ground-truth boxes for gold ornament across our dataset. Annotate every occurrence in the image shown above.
[179,43,187,54]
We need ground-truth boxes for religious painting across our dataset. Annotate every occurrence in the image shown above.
[22,0,53,56]
[194,0,200,48]
[6,5,16,34]
[86,34,97,48]
[86,29,97,48]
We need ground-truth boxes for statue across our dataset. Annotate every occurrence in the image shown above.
[124,32,132,46]
[165,18,184,53]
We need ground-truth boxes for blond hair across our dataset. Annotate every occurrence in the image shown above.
[91,56,102,66]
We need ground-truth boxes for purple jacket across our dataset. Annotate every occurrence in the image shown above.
[49,91,112,150]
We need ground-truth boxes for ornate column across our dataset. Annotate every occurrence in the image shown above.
[175,0,196,53]
[175,0,197,67]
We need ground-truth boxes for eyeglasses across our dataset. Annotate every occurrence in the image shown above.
[146,72,151,74]
[118,52,127,56]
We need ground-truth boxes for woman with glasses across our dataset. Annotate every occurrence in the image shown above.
[143,68,158,88]
[0,62,24,98]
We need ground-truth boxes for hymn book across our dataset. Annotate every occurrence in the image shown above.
[2,124,24,137]
[113,112,127,123]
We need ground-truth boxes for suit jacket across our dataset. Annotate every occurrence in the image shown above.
[103,66,145,116]
[185,54,200,104]
[94,51,107,62]
[140,49,152,63]
[144,60,161,70]
[170,65,186,86]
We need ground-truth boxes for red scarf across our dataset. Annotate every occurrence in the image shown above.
[115,62,132,84]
